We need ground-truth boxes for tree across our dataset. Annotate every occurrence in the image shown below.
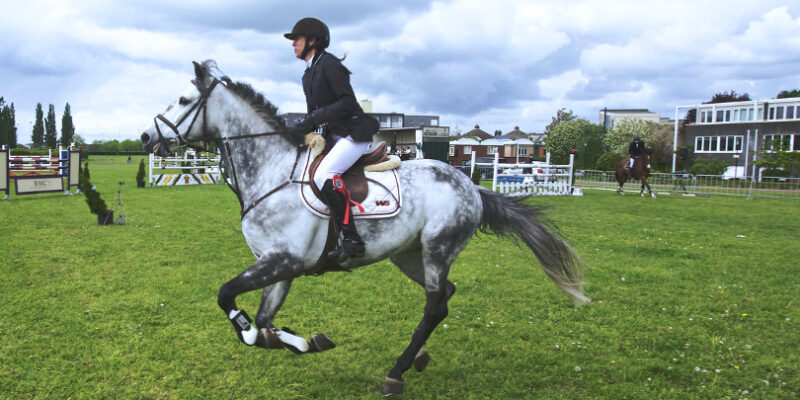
[32,103,45,147]
[546,118,590,164]
[544,108,577,136]
[0,97,17,148]
[777,89,800,99]
[576,123,605,170]
[61,103,75,147]
[44,104,57,148]
[72,134,87,147]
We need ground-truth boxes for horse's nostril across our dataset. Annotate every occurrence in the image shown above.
[141,133,150,143]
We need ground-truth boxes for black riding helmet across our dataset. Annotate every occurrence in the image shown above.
[285,17,330,50]
[633,136,640,141]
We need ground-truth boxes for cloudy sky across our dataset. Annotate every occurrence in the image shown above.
[2,0,799,143]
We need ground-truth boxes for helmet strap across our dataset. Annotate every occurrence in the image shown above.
[300,38,316,60]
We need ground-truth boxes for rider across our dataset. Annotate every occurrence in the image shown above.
[627,135,646,172]
[285,17,377,261]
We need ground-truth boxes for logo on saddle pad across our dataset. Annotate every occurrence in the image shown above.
[299,146,402,219]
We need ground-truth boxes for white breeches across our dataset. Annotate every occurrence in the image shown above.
[314,135,373,189]
[628,158,635,168]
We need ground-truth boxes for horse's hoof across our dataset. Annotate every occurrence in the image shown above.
[309,333,336,352]
[413,348,430,372]
[651,193,657,199]
[381,377,404,396]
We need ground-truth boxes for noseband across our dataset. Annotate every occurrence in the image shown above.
[152,78,222,153]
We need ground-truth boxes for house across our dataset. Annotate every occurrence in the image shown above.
[448,126,545,166]
[673,96,800,176]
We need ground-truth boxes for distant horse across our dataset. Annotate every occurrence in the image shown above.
[615,151,655,198]
[140,60,588,396]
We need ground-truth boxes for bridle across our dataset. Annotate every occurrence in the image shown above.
[152,78,221,154]
[150,76,306,219]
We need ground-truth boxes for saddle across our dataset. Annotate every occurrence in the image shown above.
[307,140,390,204]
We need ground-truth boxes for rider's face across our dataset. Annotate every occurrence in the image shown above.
[292,36,317,60]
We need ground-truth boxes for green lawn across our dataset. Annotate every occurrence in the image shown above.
[1,156,798,399]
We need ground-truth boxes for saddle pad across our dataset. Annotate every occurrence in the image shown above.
[299,147,402,219]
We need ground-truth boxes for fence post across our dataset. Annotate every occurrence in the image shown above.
[470,151,476,180]
[568,153,574,193]
[491,152,498,192]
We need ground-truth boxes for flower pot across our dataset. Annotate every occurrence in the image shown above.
[98,210,114,225]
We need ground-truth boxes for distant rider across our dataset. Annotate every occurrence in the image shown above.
[627,136,645,172]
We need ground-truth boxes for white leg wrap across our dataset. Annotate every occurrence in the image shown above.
[228,309,258,346]
[276,330,309,353]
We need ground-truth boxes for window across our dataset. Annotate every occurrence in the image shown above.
[725,110,731,122]
[694,135,744,153]
[487,146,498,155]
[762,134,795,151]
[716,110,724,122]
[463,146,472,155]
[518,147,528,156]
[776,106,785,120]
[769,107,775,120]
[787,106,795,119]
[448,146,455,156]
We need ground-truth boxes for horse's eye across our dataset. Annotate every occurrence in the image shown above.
[179,97,191,106]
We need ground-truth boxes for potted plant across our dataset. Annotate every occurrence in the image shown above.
[136,159,146,187]
[79,162,113,225]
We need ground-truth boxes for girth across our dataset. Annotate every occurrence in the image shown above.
[307,141,389,203]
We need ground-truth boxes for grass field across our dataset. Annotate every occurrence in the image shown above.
[1,156,798,399]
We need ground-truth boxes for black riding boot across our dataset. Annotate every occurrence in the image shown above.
[321,179,365,261]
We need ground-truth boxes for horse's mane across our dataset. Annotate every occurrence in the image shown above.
[221,78,303,146]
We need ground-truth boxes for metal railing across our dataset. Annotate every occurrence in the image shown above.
[573,170,800,199]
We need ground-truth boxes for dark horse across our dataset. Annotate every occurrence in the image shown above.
[615,151,656,198]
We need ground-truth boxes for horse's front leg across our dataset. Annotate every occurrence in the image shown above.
[217,252,304,347]
[252,280,337,353]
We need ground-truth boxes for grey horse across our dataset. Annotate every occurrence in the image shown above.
[140,60,589,396]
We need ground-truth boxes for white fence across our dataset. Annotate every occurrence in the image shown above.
[462,152,575,196]
[148,150,222,187]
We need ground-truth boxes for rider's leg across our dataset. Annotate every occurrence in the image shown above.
[315,137,371,260]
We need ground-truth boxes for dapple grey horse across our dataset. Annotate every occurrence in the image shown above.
[140,60,589,396]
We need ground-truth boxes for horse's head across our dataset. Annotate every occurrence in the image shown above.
[643,150,653,169]
[141,60,222,156]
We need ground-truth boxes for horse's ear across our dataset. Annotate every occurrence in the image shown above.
[193,61,205,80]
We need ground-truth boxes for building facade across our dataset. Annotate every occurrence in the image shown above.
[674,97,800,176]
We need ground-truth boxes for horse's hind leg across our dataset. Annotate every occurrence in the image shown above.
[382,238,465,395]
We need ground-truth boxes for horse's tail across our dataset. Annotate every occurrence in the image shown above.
[477,187,589,306]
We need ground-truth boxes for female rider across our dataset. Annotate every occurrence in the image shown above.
[285,17,377,261]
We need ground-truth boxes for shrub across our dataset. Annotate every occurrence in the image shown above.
[688,158,728,175]
[471,165,481,184]
[136,159,146,186]
[79,162,107,215]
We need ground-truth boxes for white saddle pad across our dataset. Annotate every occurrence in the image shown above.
[299,147,402,219]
